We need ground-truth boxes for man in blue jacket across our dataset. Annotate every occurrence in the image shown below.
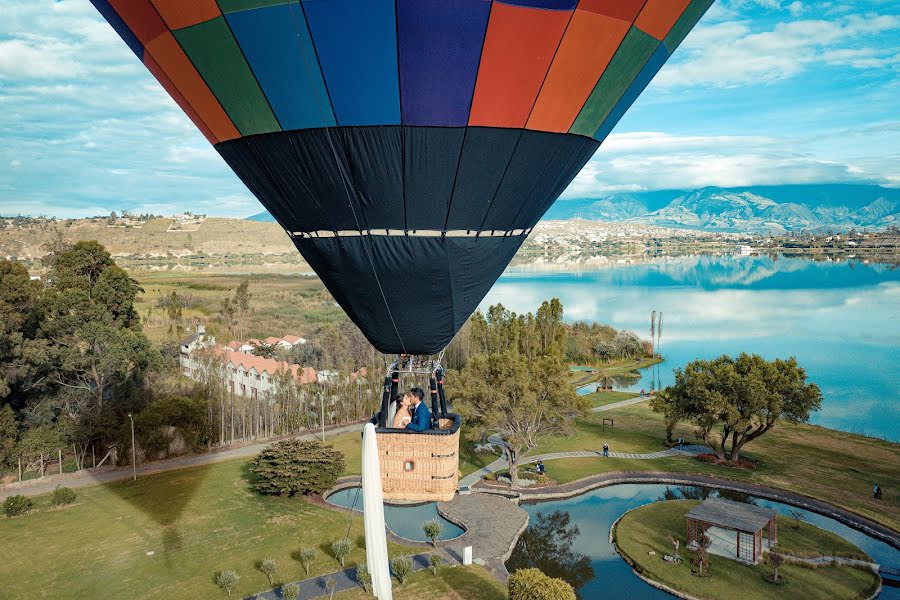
[405,388,431,432]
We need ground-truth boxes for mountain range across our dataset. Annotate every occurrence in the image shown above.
[248,184,900,234]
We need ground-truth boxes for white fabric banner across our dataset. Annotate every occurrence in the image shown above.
[362,423,393,599]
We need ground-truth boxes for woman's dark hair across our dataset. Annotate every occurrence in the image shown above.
[391,393,404,405]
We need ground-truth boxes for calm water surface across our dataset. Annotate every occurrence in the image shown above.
[512,483,900,599]
[483,254,900,440]
[326,487,464,542]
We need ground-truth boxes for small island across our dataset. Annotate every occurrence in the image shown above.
[613,499,881,600]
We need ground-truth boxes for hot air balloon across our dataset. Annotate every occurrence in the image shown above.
[90,0,714,502]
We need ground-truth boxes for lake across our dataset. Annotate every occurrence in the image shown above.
[481,254,900,441]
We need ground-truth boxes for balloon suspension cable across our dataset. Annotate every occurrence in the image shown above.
[285,3,408,356]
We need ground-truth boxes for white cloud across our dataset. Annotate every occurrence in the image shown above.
[659,12,900,88]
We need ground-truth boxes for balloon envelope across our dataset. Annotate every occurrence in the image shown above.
[91,0,713,354]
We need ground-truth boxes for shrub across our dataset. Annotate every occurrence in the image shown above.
[508,568,576,600]
[429,554,443,576]
[3,495,32,517]
[50,486,76,506]
[282,582,300,600]
[215,570,240,597]
[259,557,277,586]
[299,546,317,575]
[356,564,371,592]
[390,556,413,584]
[331,539,351,567]
[423,519,444,546]
[250,439,345,496]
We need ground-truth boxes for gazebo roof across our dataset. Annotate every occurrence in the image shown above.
[686,497,776,533]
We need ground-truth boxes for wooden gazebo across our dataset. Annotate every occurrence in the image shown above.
[686,497,777,564]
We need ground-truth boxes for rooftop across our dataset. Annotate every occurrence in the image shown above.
[685,497,776,533]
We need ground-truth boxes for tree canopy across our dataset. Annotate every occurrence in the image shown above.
[452,301,590,485]
[651,353,821,462]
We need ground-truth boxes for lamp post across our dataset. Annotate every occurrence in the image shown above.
[127,413,136,481]
[320,389,325,442]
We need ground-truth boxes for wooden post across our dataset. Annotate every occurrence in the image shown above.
[736,530,739,558]
[18,457,22,482]
[92,445,96,468]
[58,449,63,474]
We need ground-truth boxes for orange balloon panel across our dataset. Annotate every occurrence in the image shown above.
[468,3,571,128]
[527,10,631,133]
[149,0,222,30]
[144,32,241,141]
[578,0,647,22]
[108,0,167,45]
[144,53,218,144]
[635,0,693,40]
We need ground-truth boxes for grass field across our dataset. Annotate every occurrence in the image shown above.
[0,457,414,599]
[615,500,880,600]
[583,390,638,407]
[134,272,345,345]
[450,402,900,531]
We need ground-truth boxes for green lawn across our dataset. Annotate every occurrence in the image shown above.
[335,565,507,599]
[0,457,414,599]
[584,390,638,408]
[615,500,879,600]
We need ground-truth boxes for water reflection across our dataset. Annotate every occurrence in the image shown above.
[483,255,900,440]
[506,511,594,598]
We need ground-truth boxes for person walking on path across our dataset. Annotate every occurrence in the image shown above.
[874,483,882,500]
[602,443,609,458]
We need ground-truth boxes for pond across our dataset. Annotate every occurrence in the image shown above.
[507,483,900,599]
[325,487,465,543]
[483,254,900,440]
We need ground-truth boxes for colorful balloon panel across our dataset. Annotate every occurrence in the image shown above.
[90,0,714,354]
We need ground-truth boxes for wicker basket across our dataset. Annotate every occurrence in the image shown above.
[372,414,461,503]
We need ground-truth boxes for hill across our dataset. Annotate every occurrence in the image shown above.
[543,184,899,233]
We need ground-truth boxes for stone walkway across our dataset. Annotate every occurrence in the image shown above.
[592,394,653,412]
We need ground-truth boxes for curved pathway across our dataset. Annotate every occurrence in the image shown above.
[458,432,708,488]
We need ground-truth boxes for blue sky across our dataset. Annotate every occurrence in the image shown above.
[0,0,898,218]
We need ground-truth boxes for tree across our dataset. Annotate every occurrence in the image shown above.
[651,354,822,463]
[506,511,593,594]
[790,510,804,530]
[429,554,443,576]
[769,551,785,583]
[423,519,443,547]
[299,547,317,575]
[692,534,711,577]
[390,556,412,584]
[259,558,277,586]
[249,439,345,496]
[507,568,576,600]
[0,404,17,467]
[282,582,300,600]
[331,539,351,567]
[252,342,277,359]
[215,570,240,597]
[356,564,371,592]
[454,302,589,486]
[325,575,336,599]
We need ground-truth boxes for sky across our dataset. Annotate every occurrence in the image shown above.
[0,0,898,219]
